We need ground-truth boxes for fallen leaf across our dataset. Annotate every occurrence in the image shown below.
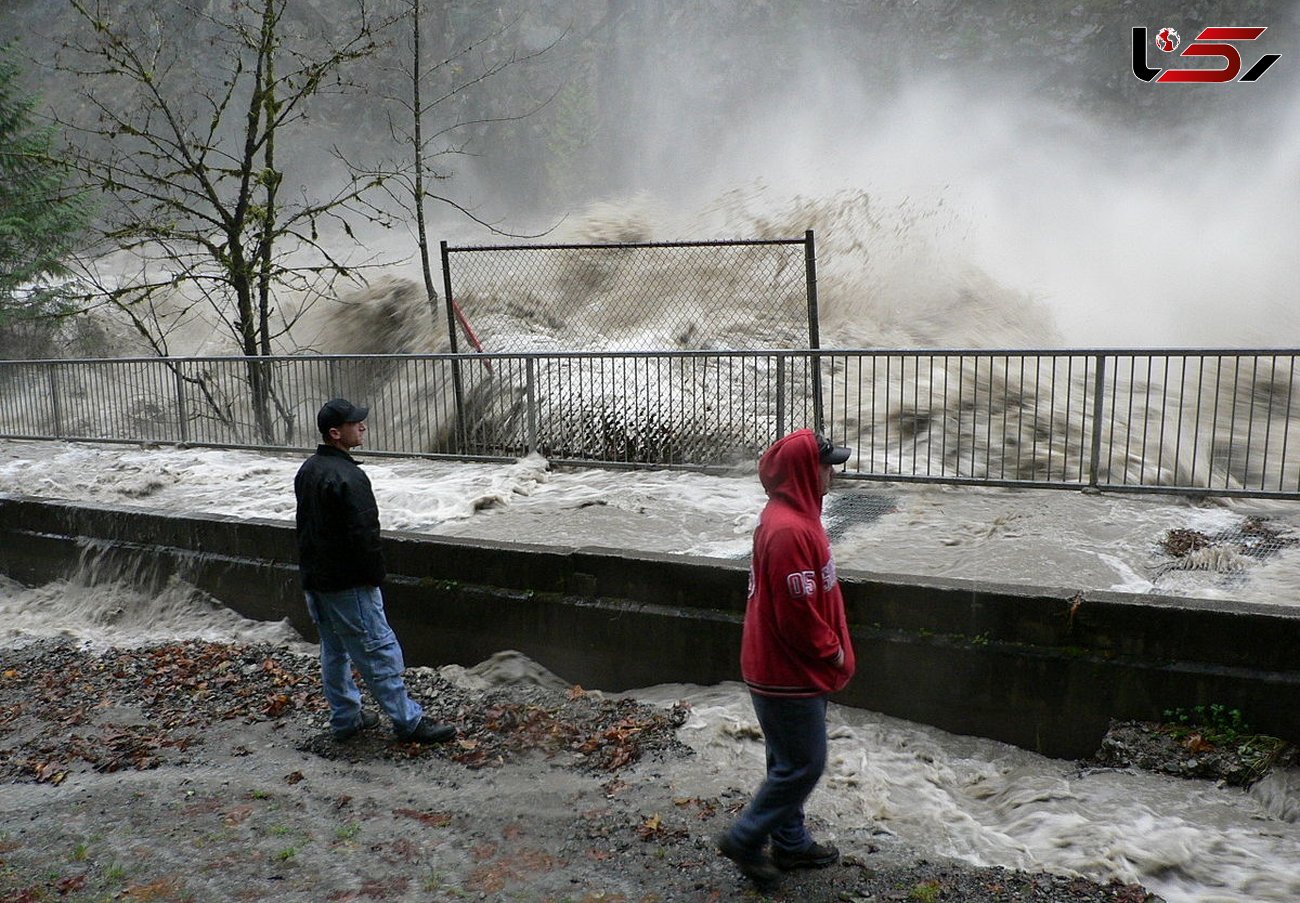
[123,877,183,900]
[393,808,453,828]
[56,874,87,893]
[222,805,253,826]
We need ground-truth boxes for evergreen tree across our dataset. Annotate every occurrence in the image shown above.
[0,42,89,324]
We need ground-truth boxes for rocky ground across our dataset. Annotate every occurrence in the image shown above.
[0,639,1204,902]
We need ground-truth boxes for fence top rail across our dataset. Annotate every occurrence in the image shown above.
[444,237,809,252]
[4,348,1300,366]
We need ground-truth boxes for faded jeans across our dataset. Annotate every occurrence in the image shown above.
[305,586,423,735]
[727,692,828,854]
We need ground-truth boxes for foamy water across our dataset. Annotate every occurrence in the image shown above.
[4,9,1296,896]
[2,564,1295,903]
[3,438,1300,900]
[632,681,1300,903]
[10,181,1300,498]
[0,572,305,651]
[3,439,1299,606]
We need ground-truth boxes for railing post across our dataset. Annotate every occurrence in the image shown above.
[173,361,189,444]
[804,230,824,433]
[1088,353,1107,490]
[47,364,63,438]
[441,240,467,452]
[526,356,538,454]
[327,358,341,398]
[775,354,786,440]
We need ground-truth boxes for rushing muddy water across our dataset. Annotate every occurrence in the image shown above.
[3,558,1299,903]
[3,437,1300,900]
[5,9,1299,897]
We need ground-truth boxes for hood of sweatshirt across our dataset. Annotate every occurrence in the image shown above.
[758,429,824,518]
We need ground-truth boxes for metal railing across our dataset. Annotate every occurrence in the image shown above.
[2,348,1298,499]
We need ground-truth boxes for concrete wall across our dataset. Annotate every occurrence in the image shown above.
[3,494,1299,759]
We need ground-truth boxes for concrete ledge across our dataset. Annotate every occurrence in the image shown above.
[2,494,1298,758]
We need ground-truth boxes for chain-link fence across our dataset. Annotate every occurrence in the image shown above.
[439,235,819,354]
[3,349,1299,498]
[437,234,824,451]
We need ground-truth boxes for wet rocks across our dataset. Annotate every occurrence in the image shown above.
[1090,718,1297,787]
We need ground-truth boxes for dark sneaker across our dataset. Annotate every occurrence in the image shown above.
[332,709,380,742]
[396,718,456,744]
[715,831,780,891]
[772,840,840,871]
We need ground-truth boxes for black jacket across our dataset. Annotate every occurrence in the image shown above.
[294,445,386,591]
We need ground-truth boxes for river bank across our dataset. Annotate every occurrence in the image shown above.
[0,638,1163,902]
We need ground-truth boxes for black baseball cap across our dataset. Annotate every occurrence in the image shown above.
[816,433,851,465]
[317,398,370,435]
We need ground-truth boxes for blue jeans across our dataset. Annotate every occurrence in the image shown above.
[727,692,828,854]
[305,586,423,735]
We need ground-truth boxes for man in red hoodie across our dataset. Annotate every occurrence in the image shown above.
[716,429,856,891]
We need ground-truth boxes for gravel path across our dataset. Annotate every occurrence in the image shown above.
[1,639,1164,902]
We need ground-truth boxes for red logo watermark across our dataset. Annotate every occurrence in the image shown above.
[1132,26,1281,83]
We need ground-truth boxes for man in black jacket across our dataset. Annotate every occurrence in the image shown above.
[295,398,454,744]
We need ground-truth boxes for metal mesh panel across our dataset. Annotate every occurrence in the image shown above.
[823,491,898,542]
[527,352,817,466]
[442,239,813,354]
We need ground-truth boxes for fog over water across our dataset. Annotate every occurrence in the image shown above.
[65,4,1293,356]
[453,5,1300,352]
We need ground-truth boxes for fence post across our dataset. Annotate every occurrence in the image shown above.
[775,354,786,439]
[804,230,824,433]
[322,358,333,397]
[441,240,467,452]
[526,356,538,454]
[1088,353,1107,489]
[47,365,63,438]
[173,361,189,444]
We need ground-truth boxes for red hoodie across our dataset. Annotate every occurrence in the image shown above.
[741,429,856,698]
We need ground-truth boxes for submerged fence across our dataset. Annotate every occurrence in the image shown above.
[2,349,1299,499]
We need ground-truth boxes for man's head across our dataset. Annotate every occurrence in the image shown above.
[815,433,851,496]
[317,398,369,450]
[758,429,852,504]
[816,433,851,467]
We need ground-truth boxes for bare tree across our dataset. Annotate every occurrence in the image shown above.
[347,0,566,446]
[55,0,400,441]
[372,1,565,343]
